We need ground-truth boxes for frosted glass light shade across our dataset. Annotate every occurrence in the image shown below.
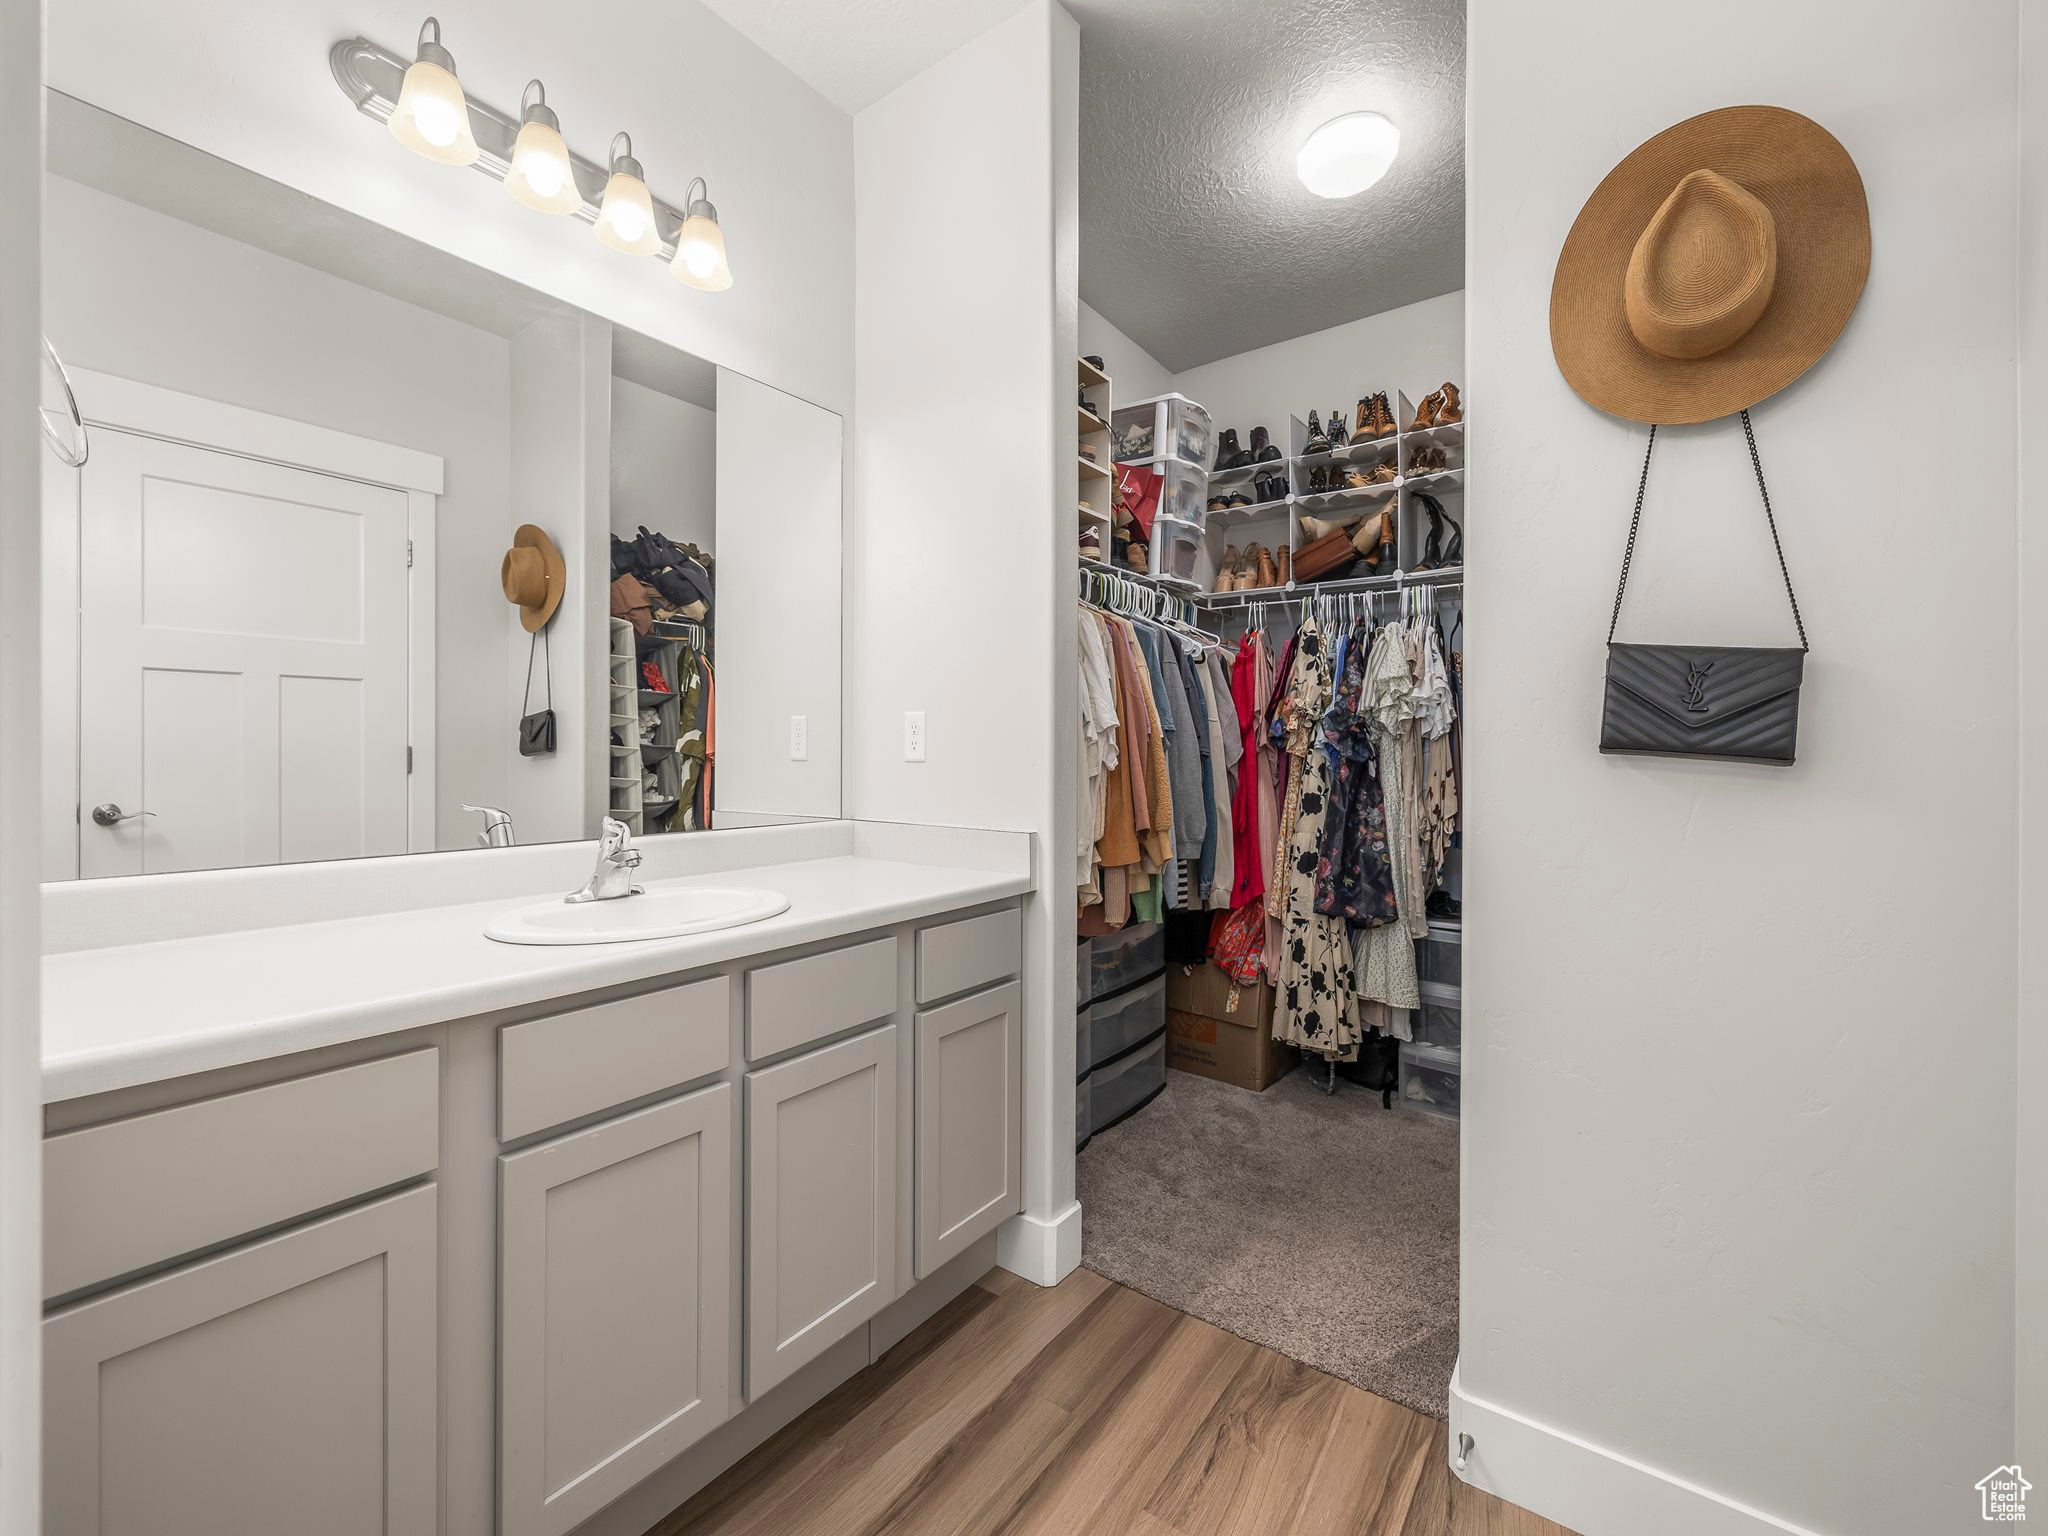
[594,170,660,255]
[389,57,478,166]
[1296,112,1400,199]
[507,119,580,213]
[671,211,732,291]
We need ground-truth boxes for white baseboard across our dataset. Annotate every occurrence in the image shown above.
[1449,1367,1826,1536]
[996,1201,1082,1286]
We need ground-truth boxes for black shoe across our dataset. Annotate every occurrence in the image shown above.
[1326,408,1350,449]
[1249,425,1282,462]
[1213,427,1249,471]
[1304,411,1329,455]
[1083,354,1105,372]
[1411,493,1462,571]
[1426,889,1461,921]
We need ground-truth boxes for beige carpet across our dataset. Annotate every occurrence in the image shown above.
[1075,1063,1460,1419]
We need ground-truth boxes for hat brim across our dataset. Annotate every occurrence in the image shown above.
[512,523,567,633]
[1550,106,1870,425]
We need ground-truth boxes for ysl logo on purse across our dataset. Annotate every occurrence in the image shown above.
[1681,658,1714,712]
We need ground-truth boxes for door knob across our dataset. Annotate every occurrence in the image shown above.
[90,802,155,827]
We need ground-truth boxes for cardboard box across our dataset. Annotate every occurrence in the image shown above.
[1163,965,1297,1092]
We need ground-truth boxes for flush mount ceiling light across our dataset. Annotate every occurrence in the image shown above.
[388,17,479,165]
[504,80,580,214]
[594,133,661,255]
[670,179,732,291]
[1296,111,1401,199]
[331,23,734,291]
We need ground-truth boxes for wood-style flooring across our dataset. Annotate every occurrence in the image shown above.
[649,1267,1576,1536]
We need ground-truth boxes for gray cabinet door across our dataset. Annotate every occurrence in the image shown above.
[913,981,1022,1278]
[43,1183,438,1536]
[498,1085,734,1536]
[745,1024,899,1398]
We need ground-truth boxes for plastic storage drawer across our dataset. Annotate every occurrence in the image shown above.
[1090,1032,1167,1133]
[1075,1074,1091,1151]
[1075,936,1091,1000]
[1398,1041,1462,1120]
[1413,991,1462,1050]
[1111,393,1213,470]
[1076,1005,1093,1081]
[1150,516,1203,587]
[1089,922,1164,1002]
[1089,974,1165,1070]
[1418,925,1461,989]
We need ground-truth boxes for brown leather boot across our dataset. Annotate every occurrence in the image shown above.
[1214,544,1243,593]
[1276,544,1292,585]
[1436,382,1462,424]
[1368,391,1398,437]
[1252,544,1280,590]
[1353,398,1374,440]
[1409,389,1445,430]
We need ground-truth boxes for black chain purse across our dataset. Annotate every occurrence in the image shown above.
[518,627,556,757]
[1600,412,1809,764]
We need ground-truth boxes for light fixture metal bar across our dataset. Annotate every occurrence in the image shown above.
[330,36,685,261]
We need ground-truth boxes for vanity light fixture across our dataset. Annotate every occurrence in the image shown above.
[1296,111,1400,199]
[332,26,735,289]
[670,179,733,291]
[504,81,580,214]
[593,133,661,255]
[387,17,479,166]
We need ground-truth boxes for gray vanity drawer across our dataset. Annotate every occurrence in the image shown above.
[745,937,898,1061]
[499,978,730,1142]
[914,908,1021,1004]
[44,1047,441,1300]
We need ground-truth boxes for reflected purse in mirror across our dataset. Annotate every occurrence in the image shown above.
[519,628,556,757]
[1600,413,1810,764]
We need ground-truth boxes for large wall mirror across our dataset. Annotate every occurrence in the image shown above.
[39,94,842,881]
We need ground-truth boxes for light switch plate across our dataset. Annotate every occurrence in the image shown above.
[904,711,927,762]
[789,715,808,761]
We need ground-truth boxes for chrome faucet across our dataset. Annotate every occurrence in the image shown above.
[567,817,643,904]
[463,804,517,848]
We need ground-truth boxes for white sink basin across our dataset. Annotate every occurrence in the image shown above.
[484,883,790,945]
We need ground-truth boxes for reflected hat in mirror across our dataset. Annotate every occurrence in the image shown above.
[1550,105,1869,424]
[501,523,566,633]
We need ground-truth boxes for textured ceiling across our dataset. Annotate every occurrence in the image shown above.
[698,0,1033,113]
[701,0,1464,371]
[1072,0,1465,370]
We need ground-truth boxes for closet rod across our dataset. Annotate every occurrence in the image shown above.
[1197,572,1463,609]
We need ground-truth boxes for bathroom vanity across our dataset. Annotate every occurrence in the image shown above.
[38,824,1034,1536]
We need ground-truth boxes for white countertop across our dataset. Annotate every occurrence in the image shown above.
[43,855,1031,1103]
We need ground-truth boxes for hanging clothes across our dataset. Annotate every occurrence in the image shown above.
[1269,620,1364,1061]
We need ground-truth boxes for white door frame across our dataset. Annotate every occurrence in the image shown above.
[61,370,444,856]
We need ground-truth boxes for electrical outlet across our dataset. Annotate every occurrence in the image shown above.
[904,710,927,763]
[789,715,808,761]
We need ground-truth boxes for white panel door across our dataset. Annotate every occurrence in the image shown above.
[78,429,410,876]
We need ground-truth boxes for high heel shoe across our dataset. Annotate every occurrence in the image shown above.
[1215,544,1244,592]
[1304,411,1330,455]
[1326,408,1350,449]
[1253,544,1280,590]
[1436,383,1463,425]
[1408,389,1445,430]
[1276,545,1292,585]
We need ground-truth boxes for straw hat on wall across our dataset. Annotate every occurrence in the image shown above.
[501,523,566,633]
[1551,105,1870,424]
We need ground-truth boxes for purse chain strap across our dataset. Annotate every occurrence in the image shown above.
[1606,410,1810,653]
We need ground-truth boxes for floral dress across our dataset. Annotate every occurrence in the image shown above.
[1271,622,1363,1061]
[1315,624,1400,927]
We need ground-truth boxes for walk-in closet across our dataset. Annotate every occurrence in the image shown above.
[1071,0,1468,1420]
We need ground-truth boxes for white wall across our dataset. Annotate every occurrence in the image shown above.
[0,0,41,1521]
[2019,0,2048,1483]
[1079,300,1173,406]
[1461,5,2018,1535]
[504,312,610,846]
[610,378,715,553]
[41,174,516,855]
[714,368,842,822]
[46,0,854,421]
[1171,289,1464,448]
[852,0,1082,1281]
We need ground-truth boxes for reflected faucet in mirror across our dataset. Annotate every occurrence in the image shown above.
[462,804,516,848]
[567,817,642,904]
